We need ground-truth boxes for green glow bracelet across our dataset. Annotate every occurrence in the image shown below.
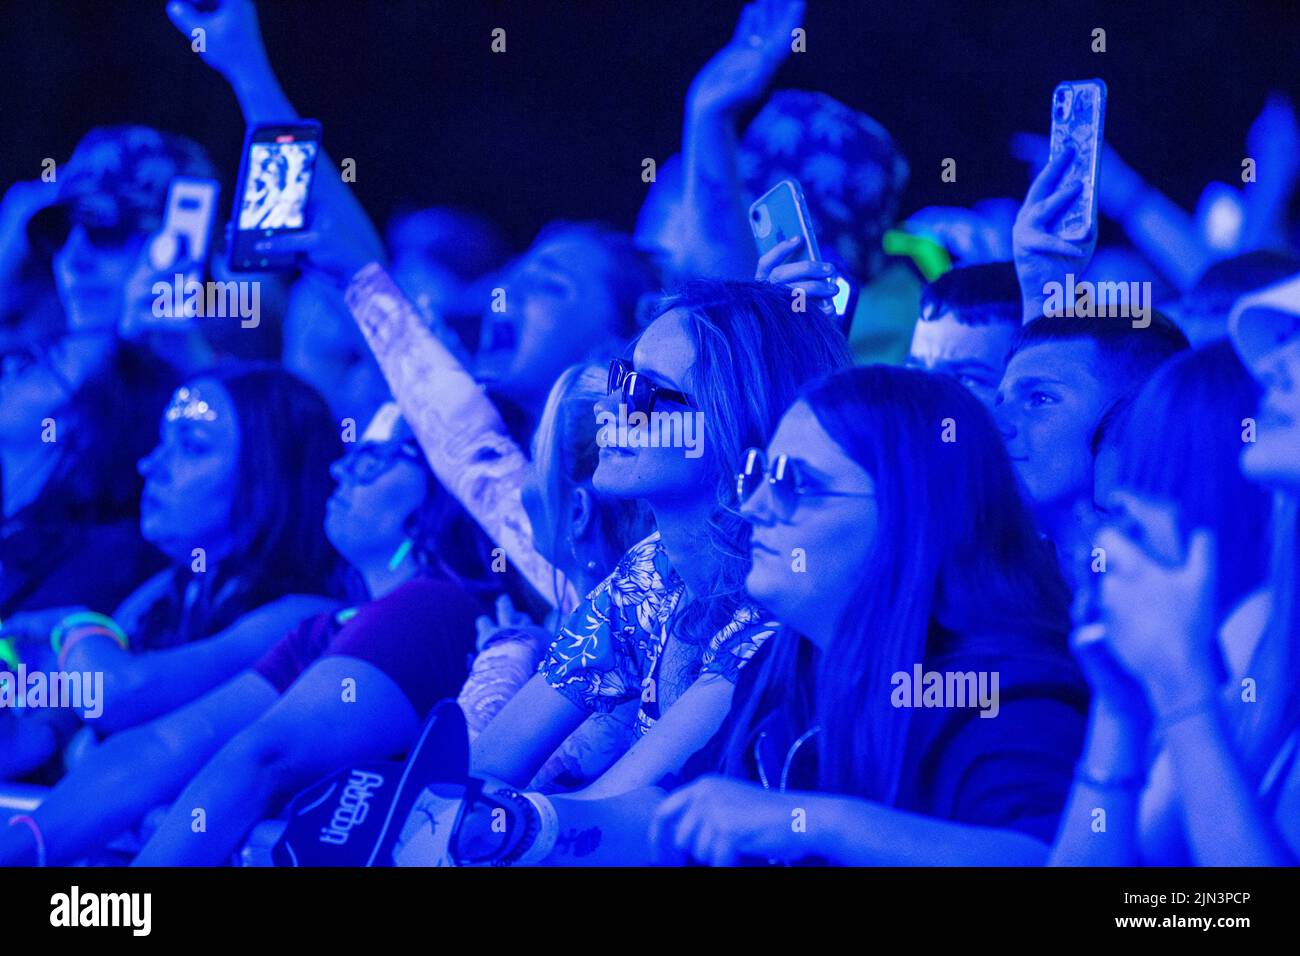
[0,637,20,671]
[50,611,129,656]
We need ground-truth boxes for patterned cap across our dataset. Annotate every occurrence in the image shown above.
[53,125,216,235]
[740,90,909,278]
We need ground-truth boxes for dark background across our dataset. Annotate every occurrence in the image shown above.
[3,0,1298,249]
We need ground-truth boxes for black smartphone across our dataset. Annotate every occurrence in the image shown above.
[228,121,321,272]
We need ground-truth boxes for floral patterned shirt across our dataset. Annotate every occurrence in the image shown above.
[541,531,777,737]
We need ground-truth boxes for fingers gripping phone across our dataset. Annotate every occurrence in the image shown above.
[1049,79,1107,242]
[750,178,822,263]
[749,178,844,320]
[228,121,322,272]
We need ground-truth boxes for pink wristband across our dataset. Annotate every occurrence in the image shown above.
[7,814,47,867]
[57,626,117,671]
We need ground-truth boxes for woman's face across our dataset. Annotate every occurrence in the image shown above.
[1242,338,1300,492]
[138,379,240,563]
[591,308,711,504]
[326,438,427,568]
[52,223,148,332]
[741,400,878,648]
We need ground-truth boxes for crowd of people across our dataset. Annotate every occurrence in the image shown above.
[1,0,1297,867]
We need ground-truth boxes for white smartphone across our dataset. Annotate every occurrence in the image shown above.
[149,177,220,272]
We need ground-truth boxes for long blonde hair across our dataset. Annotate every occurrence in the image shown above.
[531,364,653,608]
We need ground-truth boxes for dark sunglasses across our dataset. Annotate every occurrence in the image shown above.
[736,447,875,521]
[334,439,422,485]
[28,206,140,257]
[607,358,695,417]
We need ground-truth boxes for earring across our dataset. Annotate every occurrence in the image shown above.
[388,538,414,571]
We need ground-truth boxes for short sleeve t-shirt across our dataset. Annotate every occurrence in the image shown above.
[252,577,483,717]
[540,531,777,737]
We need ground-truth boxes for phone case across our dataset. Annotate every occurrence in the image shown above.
[1049,79,1107,242]
[149,177,219,272]
[228,121,322,272]
[749,178,823,264]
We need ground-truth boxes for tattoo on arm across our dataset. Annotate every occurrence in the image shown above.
[554,827,602,858]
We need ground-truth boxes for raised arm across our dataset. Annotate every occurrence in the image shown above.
[670,0,805,279]
[1012,147,1097,324]
[175,4,575,608]
[164,0,386,265]
[1012,131,1209,291]
[343,264,576,607]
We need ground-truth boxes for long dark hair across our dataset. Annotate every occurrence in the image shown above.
[720,366,1072,803]
[651,279,853,651]
[19,340,176,526]
[135,363,341,648]
[1,340,175,614]
[531,364,655,608]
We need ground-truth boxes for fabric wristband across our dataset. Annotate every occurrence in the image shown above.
[514,791,559,866]
[1158,695,1218,736]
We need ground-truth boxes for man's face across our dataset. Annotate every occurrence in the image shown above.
[475,234,621,404]
[1243,337,1300,493]
[907,311,1016,408]
[995,339,1113,514]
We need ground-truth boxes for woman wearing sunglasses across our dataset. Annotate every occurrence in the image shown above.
[463,279,852,798]
[1,399,517,866]
[429,366,1087,866]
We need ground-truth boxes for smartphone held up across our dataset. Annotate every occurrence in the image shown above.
[749,177,852,324]
[1048,79,1107,242]
[228,121,322,272]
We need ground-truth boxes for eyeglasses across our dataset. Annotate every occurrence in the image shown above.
[607,358,695,417]
[333,439,422,485]
[736,447,875,521]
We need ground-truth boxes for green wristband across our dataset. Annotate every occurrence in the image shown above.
[50,612,129,656]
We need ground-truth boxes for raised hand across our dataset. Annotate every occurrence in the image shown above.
[0,179,60,306]
[473,594,550,653]
[1094,494,1219,717]
[688,0,805,117]
[165,0,271,83]
[1012,145,1097,322]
